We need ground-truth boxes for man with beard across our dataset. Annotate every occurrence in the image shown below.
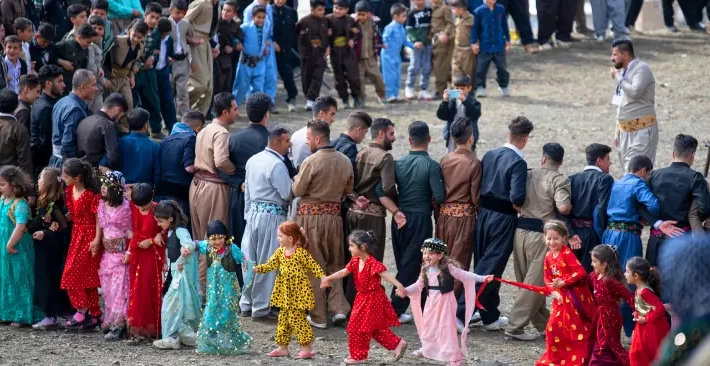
[75,93,129,172]
[31,65,65,178]
[568,143,614,272]
[292,119,353,329]
[610,39,658,173]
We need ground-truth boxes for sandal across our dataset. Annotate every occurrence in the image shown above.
[80,315,101,332]
[393,339,408,362]
[267,348,290,357]
[65,312,87,330]
[342,358,367,364]
[294,351,315,359]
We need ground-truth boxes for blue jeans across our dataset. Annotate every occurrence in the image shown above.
[475,52,510,89]
[156,68,178,133]
[590,0,629,38]
[406,45,432,91]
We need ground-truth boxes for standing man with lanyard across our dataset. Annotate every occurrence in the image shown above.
[610,39,658,174]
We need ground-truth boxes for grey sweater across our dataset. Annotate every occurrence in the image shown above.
[616,59,656,121]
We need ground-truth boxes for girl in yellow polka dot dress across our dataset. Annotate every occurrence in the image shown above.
[255,221,325,360]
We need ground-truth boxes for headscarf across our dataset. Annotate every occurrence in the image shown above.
[170,122,196,136]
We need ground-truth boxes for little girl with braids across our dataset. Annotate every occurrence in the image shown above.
[321,230,408,364]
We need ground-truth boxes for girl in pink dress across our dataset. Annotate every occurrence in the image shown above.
[403,238,493,366]
[321,230,408,364]
[96,171,132,341]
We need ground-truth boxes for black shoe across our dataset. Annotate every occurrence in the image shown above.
[241,310,252,317]
[80,314,101,332]
[104,326,124,342]
[64,313,87,330]
[269,104,280,114]
[353,97,363,108]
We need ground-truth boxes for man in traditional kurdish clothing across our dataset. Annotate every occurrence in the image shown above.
[385,121,446,324]
[189,92,237,294]
[568,143,614,272]
[471,117,533,330]
[646,134,710,267]
[185,0,218,115]
[505,143,572,341]
[239,126,293,320]
[292,119,353,329]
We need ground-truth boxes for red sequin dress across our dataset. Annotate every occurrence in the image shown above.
[126,202,165,338]
[61,187,101,291]
[537,247,596,366]
[588,274,635,366]
[629,287,670,366]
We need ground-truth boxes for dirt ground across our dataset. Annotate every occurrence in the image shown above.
[2,31,710,365]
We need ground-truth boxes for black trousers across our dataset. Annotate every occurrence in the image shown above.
[537,0,577,44]
[571,226,600,273]
[330,47,361,100]
[390,212,433,316]
[228,187,245,286]
[34,237,73,317]
[499,0,535,45]
[276,50,298,102]
[626,0,644,27]
[301,53,326,101]
[645,235,666,267]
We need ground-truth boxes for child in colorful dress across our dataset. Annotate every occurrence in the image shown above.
[401,238,493,366]
[0,166,44,327]
[321,230,408,364]
[153,200,202,350]
[29,167,71,330]
[97,171,132,341]
[196,220,253,355]
[126,183,165,344]
[60,158,103,331]
[625,257,670,366]
[256,221,323,359]
[588,244,635,365]
[537,221,596,366]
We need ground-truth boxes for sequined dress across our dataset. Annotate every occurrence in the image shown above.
[588,274,635,366]
[196,242,253,355]
[0,197,43,323]
[629,286,669,366]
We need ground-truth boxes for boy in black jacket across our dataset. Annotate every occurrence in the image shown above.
[272,0,298,112]
[437,73,481,153]
[215,1,243,95]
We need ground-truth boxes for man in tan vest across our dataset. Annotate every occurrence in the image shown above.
[185,0,218,115]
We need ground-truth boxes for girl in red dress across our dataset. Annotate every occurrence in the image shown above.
[60,159,102,330]
[321,230,408,364]
[537,221,596,366]
[125,183,165,344]
[625,257,670,366]
[588,244,635,366]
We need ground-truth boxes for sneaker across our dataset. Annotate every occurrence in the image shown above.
[287,103,296,112]
[455,318,465,334]
[594,35,605,42]
[538,43,553,51]
[499,87,511,97]
[353,97,363,108]
[104,326,123,342]
[150,132,167,140]
[405,87,415,99]
[305,100,314,111]
[666,25,679,32]
[342,98,351,109]
[470,312,482,324]
[269,104,279,114]
[474,87,487,98]
[419,90,433,100]
[386,96,398,103]
[306,315,327,329]
[180,331,197,347]
[504,330,538,341]
[398,314,413,324]
[483,316,509,331]
[153,336,181,350]
[556,40,571,48]
[332,313,347,326]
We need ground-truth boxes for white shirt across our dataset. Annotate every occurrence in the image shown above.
[171,18,184,55]
[289,127,311,168]
[583,165,603,173]
[156,36,170,70]
[4,56,22,93]
[22,42,31,72]
[503,143,524,159]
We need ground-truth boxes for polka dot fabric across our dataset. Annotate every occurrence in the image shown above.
[60,186,101,291]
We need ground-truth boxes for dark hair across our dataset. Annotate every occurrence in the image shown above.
[591,244,623,281]
[542,143,564,164]
[77,23,99,39]
[453,74,472,86]
[450,116,472,146]
[628,155,653,173]
[585,143,612,166]
[0,89,19,114]
[307,119,330,141]
[0,165,34,199]
[310,0,326,8]
[18,74,40,93]
[390,3,408,16]
[131,183,154,206]
[449,0,467,8]
[157,17,173,33]
[145,2,164,15]
[626,256,662,297]
[68,4,88,20]
[100,177,124,207]
[370,117,394,139]
[612,38,634,58]
[223,0,238,11]
[508,116,534,139]
[354,0,370,12]
[268,126,290,144]
[62,158,100,193]
[245,92,272,123]
[103,93,129,112]
[346,111,372,130]
[89,15,105,27]
[170,0,188,11]
[127,108,150,131]
[154,200,189,229]
[408,121,430,145]
[212,92,236,117]
[132,20,150,35]
[13,18,33,33]
[38,64,64,88]
[37,23,56,41]
[313,96,337,117]
[4,35,21,46]
[333,0,351,8]
[37,167,63,209]
[348,230,376,255]
[673,134,698,158]
[183,109,206,127]
[252,5,267,16]
[93,0,110,11]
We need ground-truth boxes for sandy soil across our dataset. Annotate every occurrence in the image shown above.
[2,31,709,365]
